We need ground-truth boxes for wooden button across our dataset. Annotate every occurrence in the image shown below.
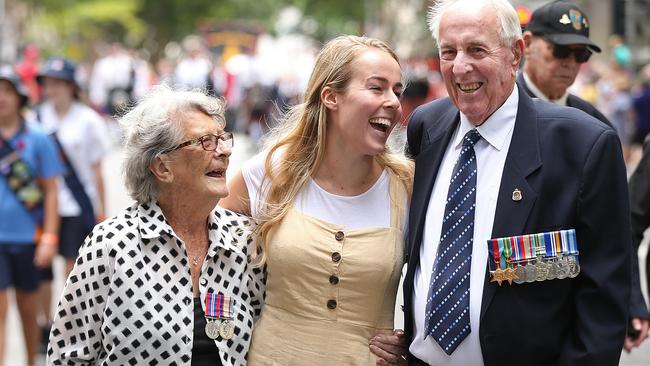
[331,252,341,262]
[327,299,337,309]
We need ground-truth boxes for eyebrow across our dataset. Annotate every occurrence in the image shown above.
[366,76,403,88]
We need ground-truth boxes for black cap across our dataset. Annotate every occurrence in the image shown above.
[0,65,29,106]
[525,1,601,53]
[37,57,78,86]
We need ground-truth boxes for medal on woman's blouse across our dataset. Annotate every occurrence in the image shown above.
[205,292,235,340]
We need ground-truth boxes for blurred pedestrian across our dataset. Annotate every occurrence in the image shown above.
[88,43,149,117]
[633,64,650,146]
[0,65,63,366]
[47,86,265,365]
[519,0,649,347]
[404,1,631,365]
[220,35,412,365]
[628,134,650,350]
[34,57,111,349]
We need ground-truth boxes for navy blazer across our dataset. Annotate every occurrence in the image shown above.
[404,85,631,366]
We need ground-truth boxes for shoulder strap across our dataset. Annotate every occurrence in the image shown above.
[51,134,95,231]
[387,168,406,231]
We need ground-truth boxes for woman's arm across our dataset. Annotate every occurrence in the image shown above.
[47,224,112,364]
[34,176,59,267]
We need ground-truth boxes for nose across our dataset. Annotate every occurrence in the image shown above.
[385,90,401,110]
[214,143,232,159]
[452,52,473,75]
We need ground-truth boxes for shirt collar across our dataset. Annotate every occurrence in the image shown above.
[457,85,519,152]
[523,72,568,106]
[137,202,249,255]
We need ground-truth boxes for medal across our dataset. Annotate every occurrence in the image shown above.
[535,261,549,282]
[204,292,235,339]
[219,320,235,339]
[205,320,220,339]
[556,256,569,279]
[513,266,526,284]
[546,261,559,281]
[567,256,580,278]
[525,263,537,283]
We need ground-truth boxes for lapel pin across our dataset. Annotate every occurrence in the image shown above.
[512,188,522,202]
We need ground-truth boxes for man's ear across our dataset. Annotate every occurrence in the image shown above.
[321,85,338,111]
[512,38,525,67]
[150,155,174,183]
[522,31,534,57]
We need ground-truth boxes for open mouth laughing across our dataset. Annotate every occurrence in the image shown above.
[458,82,483,93]
[369,117,394,133]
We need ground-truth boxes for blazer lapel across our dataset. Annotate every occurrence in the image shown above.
[407,107,459,264]
[480,85,543,322]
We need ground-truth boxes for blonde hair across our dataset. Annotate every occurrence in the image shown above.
[254,35,414,265]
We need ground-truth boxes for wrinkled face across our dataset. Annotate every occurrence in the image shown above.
[165,110,230,200]
[438,4,521,125]
[42,77,76,105]
[326,48,403,156]
[0,80,22,120]
[524,34,583,100]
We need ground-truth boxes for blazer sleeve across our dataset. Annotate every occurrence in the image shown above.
[406,106,426,159]
[560,129,631,365]
[47,224,113,365]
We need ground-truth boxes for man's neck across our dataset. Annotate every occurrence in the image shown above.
[522,71,568,105]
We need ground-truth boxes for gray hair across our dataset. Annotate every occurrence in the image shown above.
[119,85,226,204]
[427,0,522,47]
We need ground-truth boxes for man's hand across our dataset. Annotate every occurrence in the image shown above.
[370,329,407,365]
[624,317,650,352]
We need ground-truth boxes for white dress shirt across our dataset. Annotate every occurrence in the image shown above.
[410,86,518,365]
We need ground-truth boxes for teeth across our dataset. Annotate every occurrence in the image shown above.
[459,82,481,92]
[369,118,392,127]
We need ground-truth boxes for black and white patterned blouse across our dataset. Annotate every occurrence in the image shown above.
[47,202,266,366]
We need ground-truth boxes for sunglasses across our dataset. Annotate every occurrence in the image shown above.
[552,44,592,63]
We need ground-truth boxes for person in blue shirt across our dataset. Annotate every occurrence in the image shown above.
[0,65,63,366]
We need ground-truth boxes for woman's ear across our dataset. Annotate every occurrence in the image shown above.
[150,155,174,183]
[321,86,338,111]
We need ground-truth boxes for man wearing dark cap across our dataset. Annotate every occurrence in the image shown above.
[519,1,609,125]
[520,1,650,352]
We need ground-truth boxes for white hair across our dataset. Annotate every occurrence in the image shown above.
[119,85,226,204]
[427,0,522,47]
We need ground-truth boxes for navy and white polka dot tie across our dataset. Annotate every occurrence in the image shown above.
[424,128,481,355]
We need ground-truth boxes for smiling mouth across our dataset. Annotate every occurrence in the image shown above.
[458,82,483,93]
[369,117,393,133]
[206,168,225,178]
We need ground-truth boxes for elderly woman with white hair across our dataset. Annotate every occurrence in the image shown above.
[47,86,265,366]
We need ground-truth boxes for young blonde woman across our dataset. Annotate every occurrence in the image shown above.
[220,35,412,365]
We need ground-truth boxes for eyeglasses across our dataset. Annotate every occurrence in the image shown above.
[168,132,234,153]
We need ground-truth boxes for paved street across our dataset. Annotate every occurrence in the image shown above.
[4,133,650,365]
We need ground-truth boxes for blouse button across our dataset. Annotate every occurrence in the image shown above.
[329,275,339,285]
[331,252,341,263]
[335,231,345,241]
[327,299,337,309]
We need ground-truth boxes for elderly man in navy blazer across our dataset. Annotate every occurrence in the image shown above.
[404,0,631,365]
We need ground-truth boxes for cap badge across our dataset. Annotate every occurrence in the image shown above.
[51,59,65,71]
[559,14,571,25]
[568,9,583,31]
